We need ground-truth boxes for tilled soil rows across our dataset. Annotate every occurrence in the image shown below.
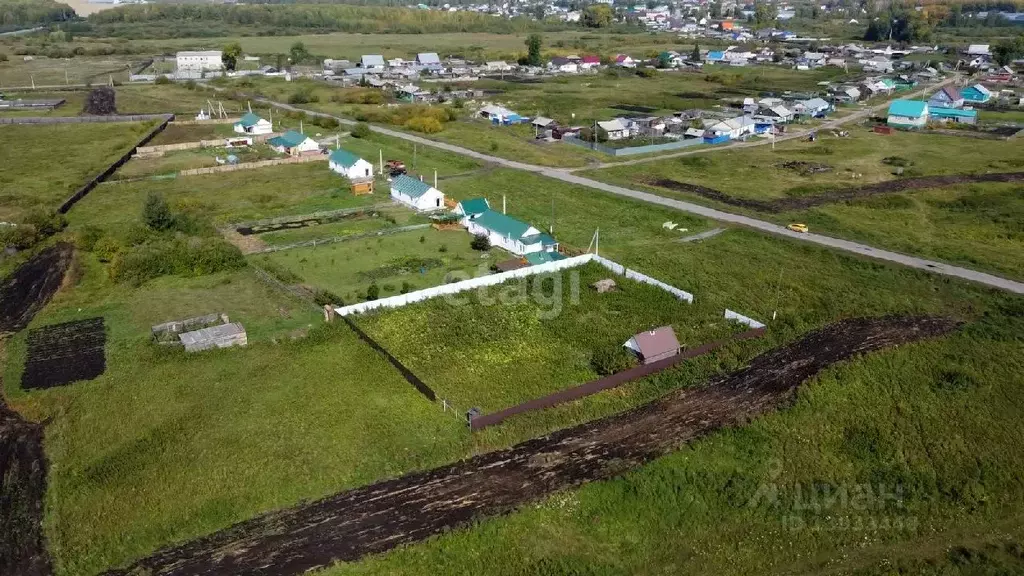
[0,402,50,576]
[0,243,74,336]
[22,317,107,390]
[106,315,959,576]
[647,171,1024,213]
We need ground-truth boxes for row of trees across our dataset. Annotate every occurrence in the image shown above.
[0,0,75,30]
[864,8,934,43]
[993,34,1024,66]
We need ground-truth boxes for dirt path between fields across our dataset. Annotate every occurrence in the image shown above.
[105,315,959,576]
[646,171,1024,214]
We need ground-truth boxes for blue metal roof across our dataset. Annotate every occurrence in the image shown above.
[887,100,927,118]
[390,174,434,199]
[328,148,362,168]
[929,107,977,118]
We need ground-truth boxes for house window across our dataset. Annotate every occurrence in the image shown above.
[365,168,370,177]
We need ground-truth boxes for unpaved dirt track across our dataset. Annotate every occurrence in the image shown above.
[648,172,1024,213]
[0,244,74,336]
[0,402,51,576]
[105,315,959,576]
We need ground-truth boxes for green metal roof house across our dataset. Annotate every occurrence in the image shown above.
[328,148,374,181]
[929,107,978,125]
[267,130,319,155]
[886,100,928,129]
[233,112,273,135]
[390,174,445,211]
[454,197,490,217]
[465,209,558,256]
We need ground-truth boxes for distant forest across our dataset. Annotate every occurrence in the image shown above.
[79,3,561,38]
[0,0,76,32]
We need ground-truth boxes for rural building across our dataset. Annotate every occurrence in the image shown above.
[479,104,522,124]
[525,251,566,265]
[176,51,223,72]
[886,100,929,129]
[267,130,320,156]
[580,55,601,69]
[416,52,442,70]
[757,105,794,123]
[615,54,636,68]
[929,107,978,125]
[328,148,375,194]
[179,322,247,353]
[360,54,386,71]
[967,44,990,56]
[233,112,273,135]
[390,175,445,211]
[549,57,579,73]
[464,209,557,255]
[597,119,628,140]
[485,61,513,72]
[623,326,680,364]
[707,116,757,139]
[961,84,992,104]
[929,86,964,109]
[795,97,831,117]
[454,197,490,219]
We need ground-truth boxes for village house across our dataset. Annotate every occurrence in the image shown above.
[615,54,637,68]
[929,86,964,109]
[485,61,513,72]
[794,97,832,117]
[887,100,929,129]
[597,119,629,140]
[453,197,490,220]
[549,57,579,74]
[757,105,794,123]
[389,174,445,211]
[267,130,320,156]
[176,51,223,72]
[929,107,978,125]
[707,116,757,140]
[360,55,386,72]
[960,84,992,104]
[580,55,602,70]
[233,112,273,136]
[416,52,442,71]
[463,209,557,256]
[479,104,523,124]
[328,148,375,194]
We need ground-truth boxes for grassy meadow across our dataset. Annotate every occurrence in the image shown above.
[581,127,1024,280]
[0,120,156,221]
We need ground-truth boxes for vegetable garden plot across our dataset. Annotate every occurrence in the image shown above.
[21,318,107,390]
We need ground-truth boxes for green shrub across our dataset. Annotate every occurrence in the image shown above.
[313,289,344,307]
[366,282,380,301]
[288,87,318,104]
[142,192,175,231]
[470,234,491,251]
[93,236,122,263]
[154,75,171,85]
[109,237,245,285]
[351,122,371,138]
[404,116,443,134]
[591,346,637,376]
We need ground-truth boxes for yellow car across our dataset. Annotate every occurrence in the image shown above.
[787,223,809,233]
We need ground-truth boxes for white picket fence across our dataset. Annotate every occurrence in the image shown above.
[724,309,766,329]
[334,253,694,317]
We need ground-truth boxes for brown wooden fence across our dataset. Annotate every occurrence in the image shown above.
[469,327,767,431]
[136,132,279,156]
[178,154,326,176]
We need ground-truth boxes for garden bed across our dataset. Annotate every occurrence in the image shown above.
[21,317,107,390]
[0,244,74,336]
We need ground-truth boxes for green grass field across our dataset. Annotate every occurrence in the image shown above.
[257,205,425,247]
[358,262,748,415]
[257,227,503,303]
[580,127,1024,280]
[0,120,156,221]
[4,90,1024,576]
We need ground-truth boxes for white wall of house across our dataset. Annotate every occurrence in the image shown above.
[233,119,273,135]
[176,51,223,72]
[391,187,445,211]
[887,113,927,128]
[464,220,546,255]
[330,158,375,180]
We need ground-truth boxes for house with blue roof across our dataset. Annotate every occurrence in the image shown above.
[706,51,726,63]
[454,197,490,219]
[929,107,978,125]
[390,174,445,211]
[233,112,272,135]
[961,84,992,104]
[463,209,558,256]
[887,100,929,129]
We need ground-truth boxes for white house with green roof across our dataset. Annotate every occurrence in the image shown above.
[453,197,490,220]
[464,209,558,255]
[390,174,445,211]
[233,112,273,135]
[267,130,320,156]
[328,148,374,180]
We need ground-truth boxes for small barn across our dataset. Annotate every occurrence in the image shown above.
[960,84,992,104]
[390,174,445,211]
[267,130,320,156]
[233,112,273,135]
[928,86,964,109]
[623,326,680,365]
[328,148,375,194]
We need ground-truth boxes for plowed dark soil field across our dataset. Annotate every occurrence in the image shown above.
[647,172,1024,213]
[0,243,74,336]
[21,317,106,390]
[105,315,958,576]
[0,402,50,576]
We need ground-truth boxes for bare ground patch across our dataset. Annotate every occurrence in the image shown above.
[0,243,74,337]
[104,315,958,576]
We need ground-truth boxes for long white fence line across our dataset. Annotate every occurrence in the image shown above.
[591,254,695,303]
[334,253,695,317]
[725,309,766,329]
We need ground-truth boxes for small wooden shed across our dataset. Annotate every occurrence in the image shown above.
[623,326,680,364]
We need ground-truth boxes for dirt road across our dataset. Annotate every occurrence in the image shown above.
[105,315,959,576]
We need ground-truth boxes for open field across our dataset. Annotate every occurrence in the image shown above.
[257,227,503,303]
[0,54,137,87]
[4,65,1024,576]
[74,162,373,232]
[580,127,1024,280]
[114,143,287,179]
[0,120,156,221]
[255,205,426,247]
[359,262,749,415]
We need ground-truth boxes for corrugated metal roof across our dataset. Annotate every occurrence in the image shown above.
[417,52,441,64]
[329,148,362,168]
[887,99,927,117]
[624,326,679,360]
[235,112,265,127]
[525,251,564,265]
[457,198,489,215]
[361,54,385,67]
[472,210,534,239]
[391,175,434,199]
[268,130,307,148]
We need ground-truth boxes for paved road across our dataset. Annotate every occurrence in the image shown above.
[244,87,1024,295]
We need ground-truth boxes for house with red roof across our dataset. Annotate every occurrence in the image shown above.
[615,54,636,68]
[580,55,602,70]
